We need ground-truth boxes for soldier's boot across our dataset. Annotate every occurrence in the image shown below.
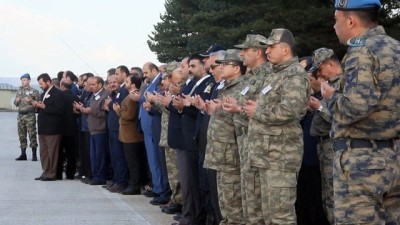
[32,148,37,161]
[15,148,27,161]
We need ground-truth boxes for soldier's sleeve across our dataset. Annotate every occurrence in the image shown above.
[326,48,379,125]
[318,101,332,122]
[253,74,309,125]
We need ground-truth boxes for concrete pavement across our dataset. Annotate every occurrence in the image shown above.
[0,112,174,225]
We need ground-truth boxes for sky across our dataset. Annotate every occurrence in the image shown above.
[0,0,166,78]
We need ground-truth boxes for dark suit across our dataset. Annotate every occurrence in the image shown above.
[178,75,214,225]
[37,86,65,179]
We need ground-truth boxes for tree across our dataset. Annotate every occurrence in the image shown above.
[148,0,400,63]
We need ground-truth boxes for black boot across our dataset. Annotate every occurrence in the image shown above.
[32,148,37,161]
[15,148,27,161]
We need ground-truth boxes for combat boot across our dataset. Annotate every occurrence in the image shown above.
[32,148,37,161]
[15,148,27,161]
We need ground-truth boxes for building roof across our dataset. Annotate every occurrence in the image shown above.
[0,83,18,90]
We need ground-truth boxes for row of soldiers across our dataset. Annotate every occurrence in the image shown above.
[14,0,400,224]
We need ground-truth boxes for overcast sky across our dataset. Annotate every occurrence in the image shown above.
[0,0,166,78]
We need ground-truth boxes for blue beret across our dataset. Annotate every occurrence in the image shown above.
[335,0,382,11]
[20,73,31,80]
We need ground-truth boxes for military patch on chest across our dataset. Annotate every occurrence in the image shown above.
[204,84,213,93]
[347,37,366,47]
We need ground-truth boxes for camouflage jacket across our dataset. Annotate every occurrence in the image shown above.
[14,85,40,112]
[248,57,310,171]
[310,75,342,137]
[159,105,170,148]
[204,76,244,171]
[232,62,271,134]
[326,26,400,140]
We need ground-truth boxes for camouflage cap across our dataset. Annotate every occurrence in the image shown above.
[335,0,382,11]
[308,48,335,72]
[215,49,243,64]
[264,28,296,46]
[234,34,268,49]
[166,61,180,75]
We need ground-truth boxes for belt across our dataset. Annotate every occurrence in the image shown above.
[333,138,395,152]
[18,110,35,115]
[319,135,330,142]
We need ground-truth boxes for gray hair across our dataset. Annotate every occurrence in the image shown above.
[210,50,227,61]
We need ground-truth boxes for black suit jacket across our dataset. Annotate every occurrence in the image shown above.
[62,90,80,136]
[37,86,65,135]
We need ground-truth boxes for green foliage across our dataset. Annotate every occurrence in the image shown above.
[148,0,400,63]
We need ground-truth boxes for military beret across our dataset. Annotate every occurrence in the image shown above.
[335,0,382,11]
[234,34,268,49]
[215,49,243,64]
[264,28,296,47]
[308,48,335,72]
[199,44,226,57]
[20,73,31,80]
[166,61,180,75]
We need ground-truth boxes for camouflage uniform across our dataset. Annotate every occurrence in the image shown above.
[14,85,40,151]
[204,74,245,225]
[326,25,400,224]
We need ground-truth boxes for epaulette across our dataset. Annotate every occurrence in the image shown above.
[347,37,366,47]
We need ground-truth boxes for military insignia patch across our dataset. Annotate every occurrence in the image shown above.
[204,84,213,93]
[347,37,366,47]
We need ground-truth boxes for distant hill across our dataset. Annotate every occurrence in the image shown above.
[0,77,41,91]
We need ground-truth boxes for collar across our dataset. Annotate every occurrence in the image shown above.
[272,57,299,73]
[94,87,104,96]
[151,73,162,84]
[195,74,211,86]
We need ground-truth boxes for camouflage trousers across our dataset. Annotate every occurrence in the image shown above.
[258,169,298,225]
[332,139,400,225]
[317,139,334,224]
[237,134,263,225]
[165,148,182,204]
[17,113,38,149]
[217,169,245,225]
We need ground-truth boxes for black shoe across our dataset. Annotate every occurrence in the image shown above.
[80,177,91,184]
[90,180,106,185]
[143,190,160,198]
[41,177,56,181]
[66,176,74,180]
[173,214,182,221]
[150,197,169,205]
[34,176,43,181]
[164,204,182,214]
[121,187,141,195]
[15,154,27,161]
[32,156,37,161]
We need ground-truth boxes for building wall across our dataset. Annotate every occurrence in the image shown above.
[0,90,18,111]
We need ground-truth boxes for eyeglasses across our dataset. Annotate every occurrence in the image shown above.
[210,64,220,70]
[221,62,239,67]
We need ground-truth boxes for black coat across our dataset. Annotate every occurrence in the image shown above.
[37,86,65,135]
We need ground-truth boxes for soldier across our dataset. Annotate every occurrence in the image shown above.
[204,49,247,225]
[243,28,310,224]
[222,34,270,225]
[321,0,400,224]
[14,73,40,161]
[308,48,343,224]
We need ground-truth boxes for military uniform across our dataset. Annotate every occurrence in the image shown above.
[204,50,246,224]
[14,73,40,161]
[326,1,400,224]
[309,48,344,224]
[232,34,272,225]
[247,29,310,224]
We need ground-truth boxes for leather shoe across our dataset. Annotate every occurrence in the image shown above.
[34,176,43,181]
[15,154,27,161]
[150,197,169,205]
[90,180,106,185]
[143,190,160,198]
[173,214,182,221]
[108,184,127,193]
[41,177,56,181]
[80,177,91,184]
[121,186,141,195]
[164,204,182,214]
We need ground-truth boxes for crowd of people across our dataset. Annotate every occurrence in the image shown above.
[13,0,400,224]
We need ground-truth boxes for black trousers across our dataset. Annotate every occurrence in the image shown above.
[123,141,148,190]
[295,165,330,225]
[57,134,77,179]
[78,131,91,178]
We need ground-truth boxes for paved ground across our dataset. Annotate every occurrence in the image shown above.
[0,112,174,225]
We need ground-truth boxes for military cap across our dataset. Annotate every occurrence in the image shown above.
[20,73,31,80]
[264,28,296,47]
[166,61,180,75]
[215,49,243,64]
[335,0,382,11]
[234,34,268,49]
[199,44,226,57]
[308,48,335,72]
